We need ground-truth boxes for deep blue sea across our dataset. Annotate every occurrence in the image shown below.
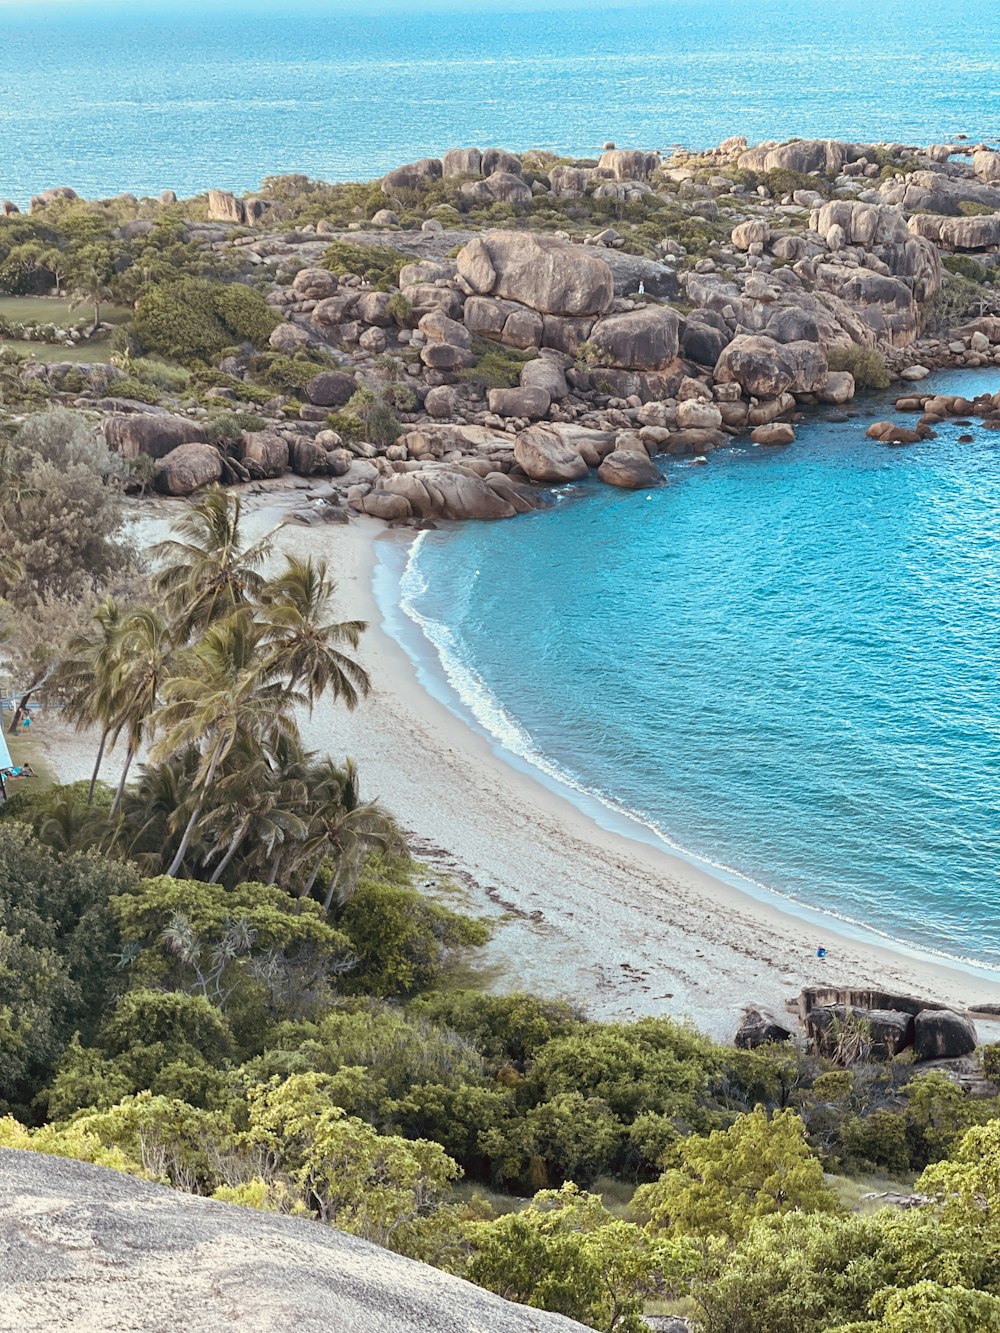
[401,371,1000,970]
[2,0,1000,205]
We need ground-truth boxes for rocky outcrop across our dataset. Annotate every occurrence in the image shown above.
[442,147,483,177]
[734,1008,793,1049]
[795,987,978,1065]
[714,335,828,397]
[240,431,289,478]
[382,158,443,194]
[807,1005,915,1061]
[154,442,223,496]
[737,137,858,175]
[909,213,1000,251]
[102,412,208,461]
[362,465,534,521]
[813,201,908,247]
[292,267,339,301]
[0,1150,587,1333]
[588,306,680,371]
[597,448,660,489]
[596,148,661,180]
[461,172,532,207]
[913,1010,978,1061]
[457,233,614,318]
[305,371,356,408]
[514,424,590,482]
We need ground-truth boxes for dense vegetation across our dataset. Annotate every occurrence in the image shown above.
[1,155,1000,1323]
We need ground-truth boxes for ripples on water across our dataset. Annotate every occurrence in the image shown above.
[2,0,1000,200]
[405,372,1000,968]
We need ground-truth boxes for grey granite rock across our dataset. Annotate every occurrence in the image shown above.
[0,1149,587,1333]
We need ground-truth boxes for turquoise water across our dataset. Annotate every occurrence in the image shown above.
[2,0,1000,204]
[401,372,1000,970]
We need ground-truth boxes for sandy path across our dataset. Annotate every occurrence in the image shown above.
[38,498,1000,1040]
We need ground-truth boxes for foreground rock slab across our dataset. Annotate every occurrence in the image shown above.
[0,1150,588,1333]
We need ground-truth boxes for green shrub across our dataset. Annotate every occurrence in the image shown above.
[325,410,365,442]
[386,292,414,326]
[132,279,281,363]
[132,279,230,362]
[212,283,281,346]
[958,200,996,217]
[202,410,266,444]
[943,254,991,283]
[320,240,408,290]
[460,336,537,389]
[827,344,891,390]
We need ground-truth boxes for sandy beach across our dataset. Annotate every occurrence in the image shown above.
[39,497,1000,1041]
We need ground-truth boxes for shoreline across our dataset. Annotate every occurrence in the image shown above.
[34,494,1000,1039]
[298,511,1000,1038]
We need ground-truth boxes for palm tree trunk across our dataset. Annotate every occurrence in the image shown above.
[166,740,223,878]
[304,849,327,899]
[209,817,251,884]
[322,861,345,915]
[88,730,109,805]
[110,744,135,815]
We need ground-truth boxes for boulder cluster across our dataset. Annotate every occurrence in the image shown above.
[737,987,983,1069]
[32,133,1000,522]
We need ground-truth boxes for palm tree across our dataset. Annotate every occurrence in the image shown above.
[258,555,371,713]
[291,756,400,909]
[151,610,300,878]
[151,487,277,638]
[106,605,175,814]
[113,750,201,874]
[50,597,126,803]
[198,735,309,885]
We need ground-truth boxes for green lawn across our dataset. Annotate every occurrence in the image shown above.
[2,339,116,364]
[0,295,132,326]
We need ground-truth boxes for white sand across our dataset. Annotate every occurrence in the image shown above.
[39,499,1000,1040]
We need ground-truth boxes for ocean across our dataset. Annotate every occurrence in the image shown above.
[400,370,1000,972]
[2,0,1000,205]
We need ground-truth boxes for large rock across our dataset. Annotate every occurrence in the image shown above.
[240,431,289,478]
[714,334,828,396]
[813,201,908,247]
[289,436,329,476]
[973,150,1000,184]
[292,268,338,301]
[514,424,590,482]
[807,1005,915,1062]
[461,172,532,207]
[379,466,518,520]
[588,305,680,371]
[0,1150,586,1333]
[442,147,483,177]
[738,138,854,175]
[596,149,660,180]
[206,189,244,224]
[735,1008,792,1049]
[521,355,568,400]
[481,148,522,176]
[153,442,223,496]
[102,412,208,461]
[381,158,442,194]
[914,213,1000,251]
[913,1009,977,1061]
[597,449,660,489]
[456,232,614,317]
[488,386,551,419]
[305,371,356,408]
[269,322,312,355]
[418,309,472,350]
